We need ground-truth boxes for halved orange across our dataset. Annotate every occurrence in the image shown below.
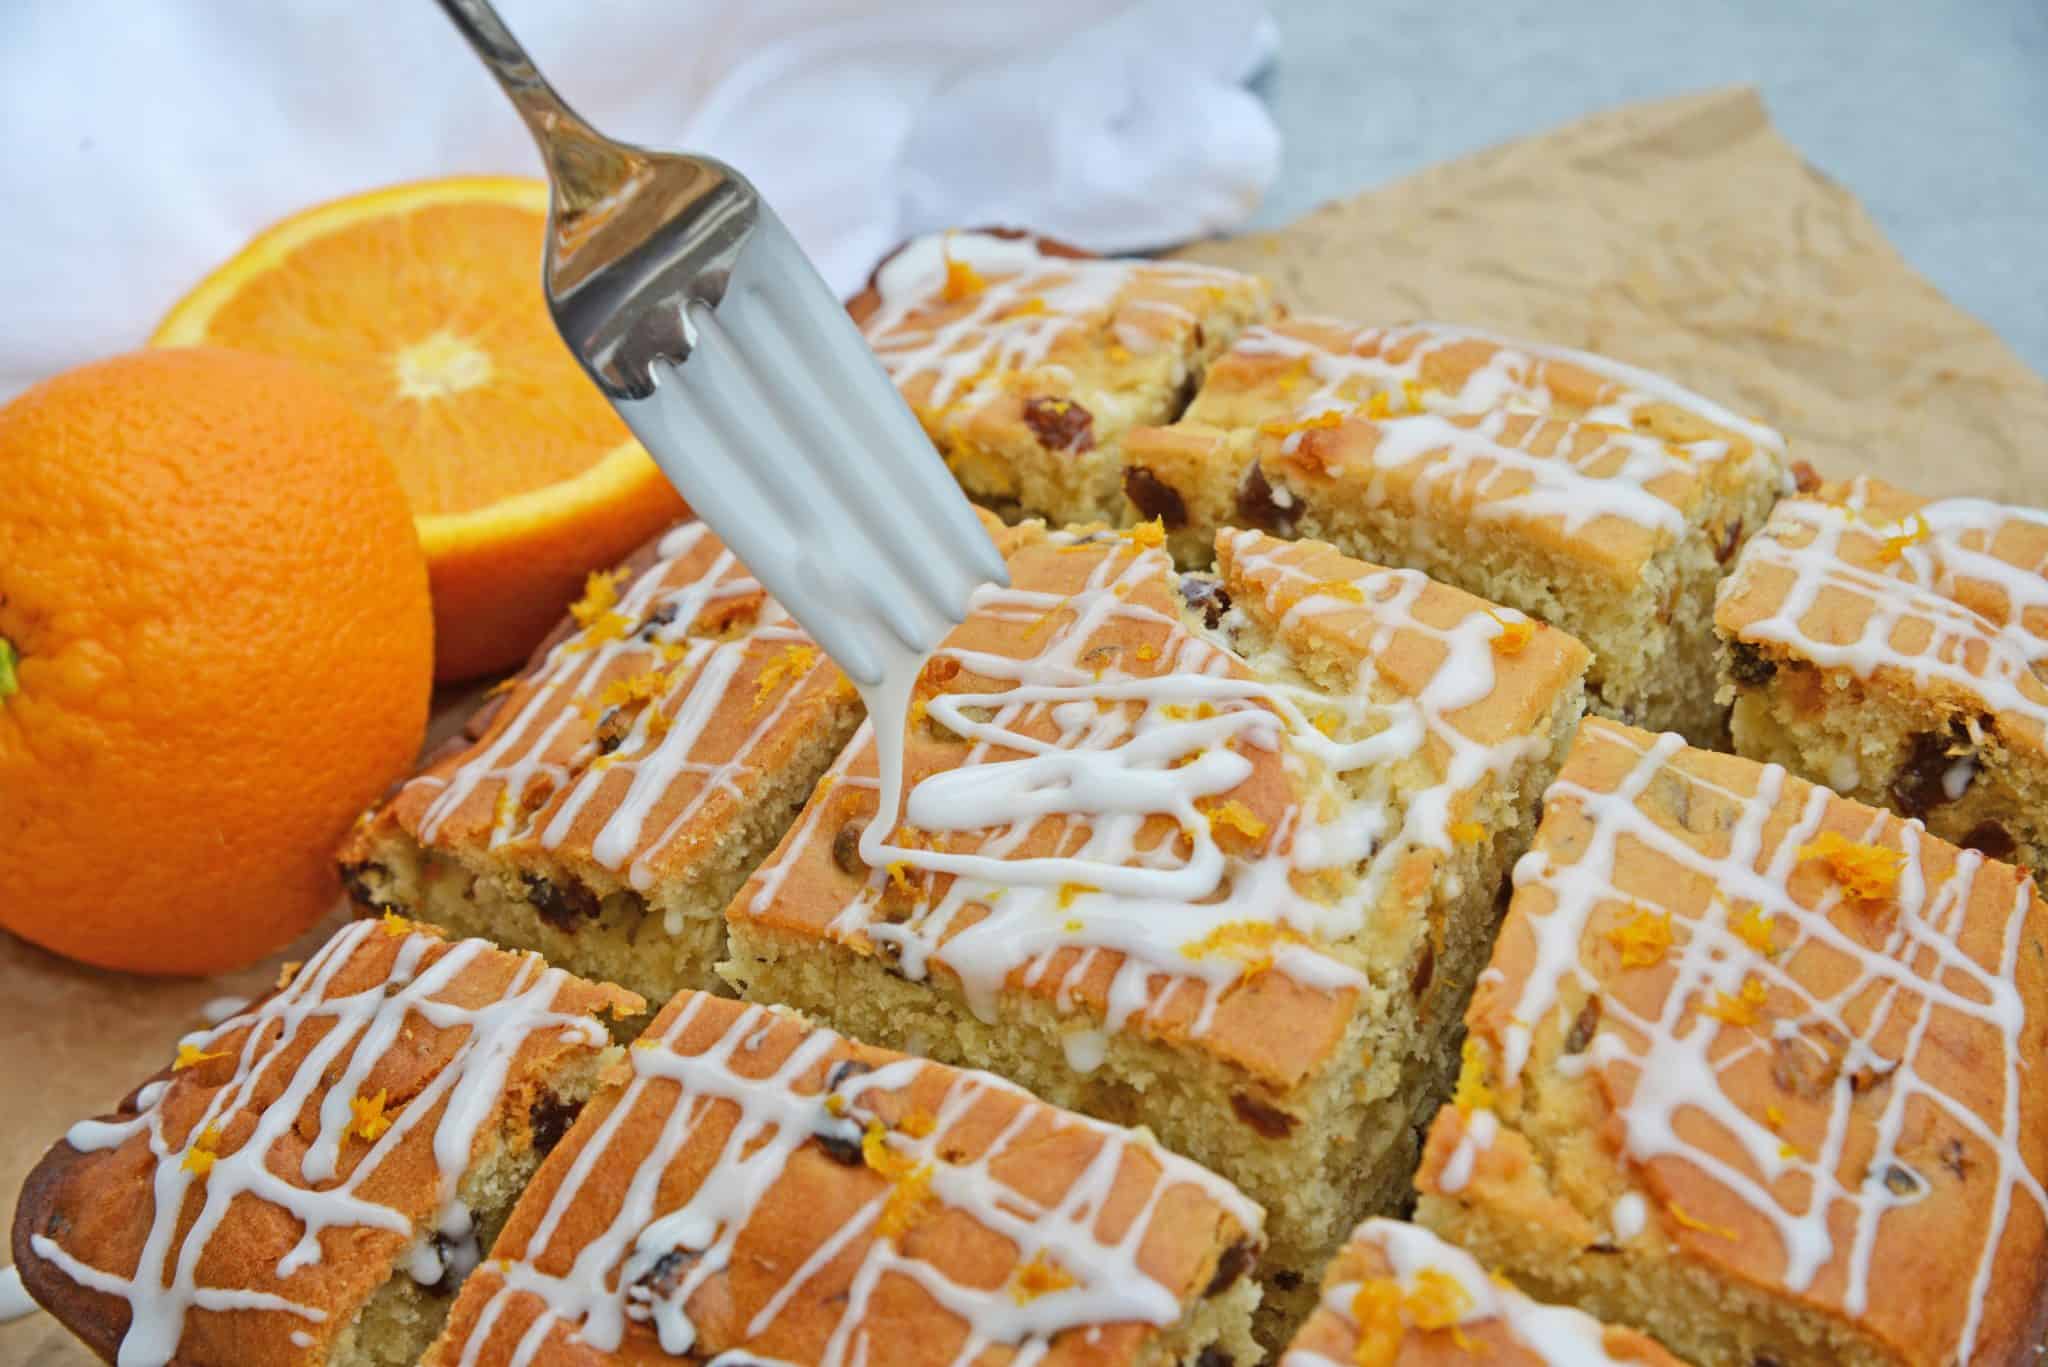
[153,176,688,681]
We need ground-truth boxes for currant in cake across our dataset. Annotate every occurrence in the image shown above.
[1278,1218,1683,1366]
[422,991,1264,1367]
[10,917,640,1367]
[1121,319,1789,743]
[1416,717,2048,1365]
[341,517,862,1016]
[723,519,1590,1339]
[850,230,1273,528]
[1716,473,2048,887]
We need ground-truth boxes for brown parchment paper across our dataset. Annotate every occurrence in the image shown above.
[4,86,2044,1365]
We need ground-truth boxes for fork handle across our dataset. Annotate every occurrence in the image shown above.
[435,0,640,220]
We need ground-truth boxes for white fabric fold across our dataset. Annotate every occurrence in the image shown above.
[0,0,1279,399]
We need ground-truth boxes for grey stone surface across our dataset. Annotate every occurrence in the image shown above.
[1253,0,2048,374]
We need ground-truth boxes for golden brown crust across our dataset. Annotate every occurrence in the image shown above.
[12,918,640,1366]
[425,992,1262,1366]
[729,524,1586,1092]
[1279,1218,1685,1366]
[1125,317,1781,581]
[1419,717,2048,1365]
[343,516,859,905]
[1715,475,2048,755]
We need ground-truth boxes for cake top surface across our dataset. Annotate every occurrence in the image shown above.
[849,230,1269,436]
[373,518,853,900]
[733,520,1586,1090]
[425,991,1262,1367]
[1429,717,2048,1364]
[1279,1218,1683,1366]
[13,917,639,1367]
[1716,475,2048,747]
[1143,317,1787,576]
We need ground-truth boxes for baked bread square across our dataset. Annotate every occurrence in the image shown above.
[1121,319,1789,743]
[1278,1217,1683,1365]
[724,519,1589,1340]
[1716,473,2048,888]
[11,917,641,1366]
[341,517,863,1016]
[422,991,1264,1367]
[1415,716,2048,1366]
[850,230,1272,528]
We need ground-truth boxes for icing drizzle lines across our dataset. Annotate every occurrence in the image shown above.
[440,994,1259,1366]
[27,920,613,1367]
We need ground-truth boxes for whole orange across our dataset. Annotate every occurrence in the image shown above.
[0,348,434,974]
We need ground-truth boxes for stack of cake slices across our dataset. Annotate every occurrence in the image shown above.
[17,229,2048,1367]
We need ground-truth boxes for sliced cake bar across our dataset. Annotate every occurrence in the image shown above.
[1122,319,1789,743]
[850,230,1272,527]
[1416,717,2048,1366]
[724,520,1589,1340]
[342,517,863,1015]
[1716,473,2048,887]
[10,917,641,1366]
[423,991,1264,1367]
[1278,1218,1683,1366]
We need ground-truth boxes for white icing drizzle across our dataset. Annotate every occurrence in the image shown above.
[1725,478,2048,735]
[0,1265,37,1323]
[1212,319,1788,552]
[749,526,1552,1043]
[1490,721,2046,1360]
[28,920,611,1367]
[861,230,1252,419]
[444,996,1260,1366]
[1280,1218,1645,1366]
[406,520,840,895]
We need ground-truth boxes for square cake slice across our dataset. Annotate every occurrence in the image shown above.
[1414,717,2048,1366]
[725,520,1589,1339]
[1716,474,2048,887]
[1279,1218,1684,1366]
[10,917,642,1367]
[341,517,863,1014]
[423,991,1265,1367]
[849,230,1272,528]
[1121,319,1790,743]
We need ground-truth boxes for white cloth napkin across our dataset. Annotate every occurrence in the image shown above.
[0,0,1279,400]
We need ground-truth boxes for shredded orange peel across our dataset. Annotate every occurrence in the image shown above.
[1798,831,1903,904]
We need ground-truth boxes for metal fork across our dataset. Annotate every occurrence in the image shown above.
[436,0,1007,688]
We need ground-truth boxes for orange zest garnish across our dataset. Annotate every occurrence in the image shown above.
[380,910,413,937]
[1875,512,1932,563]
[1135,644,1158,662]
[1703,975,1769,1028]
[941,254,987,303]
[1126,518,1167,551]
[569,569,625,630]
[1366,390,1394,420]
[181,1126,223,1177]
[753,644,819,711]
[1011,1249,1078,1304]
[1798,831,1904,904]
[1448,820,1484,845]
[1203,799,1270,843]
[1180,920,1305,980]
[1349,1278,1405,1367]
[1308,578,1365,604]
[1606,907,1674,969]
[862,1121,935,1237]
[173,1042,229,1072]
[1485,608,1535,655]
[1056,882,1096,910]
[1729,904,1777,957]
[1006,296,1048,317]
[597,669,666,712]
[899,1109,937,1139]
[1453,1036,1495,1114]
[349,1089,395,1142]
[885,862,914,894]
[1401,379,1426,413]
[1404,1267,1475,1345]
[1257,408,1345,439]
[1665,1201,1738,1239]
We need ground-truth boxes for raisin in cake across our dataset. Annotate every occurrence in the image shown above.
[342,518,862,1016]
[422,991,1263,1367]
[11,917,641,1367]
[1716,474,2048,887]
[1416,717,2048,1365]
[1279,1218,1684,1365]
[724,520,1590,1340]
[1121,320,1788,744]
[850,230,1272,528]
